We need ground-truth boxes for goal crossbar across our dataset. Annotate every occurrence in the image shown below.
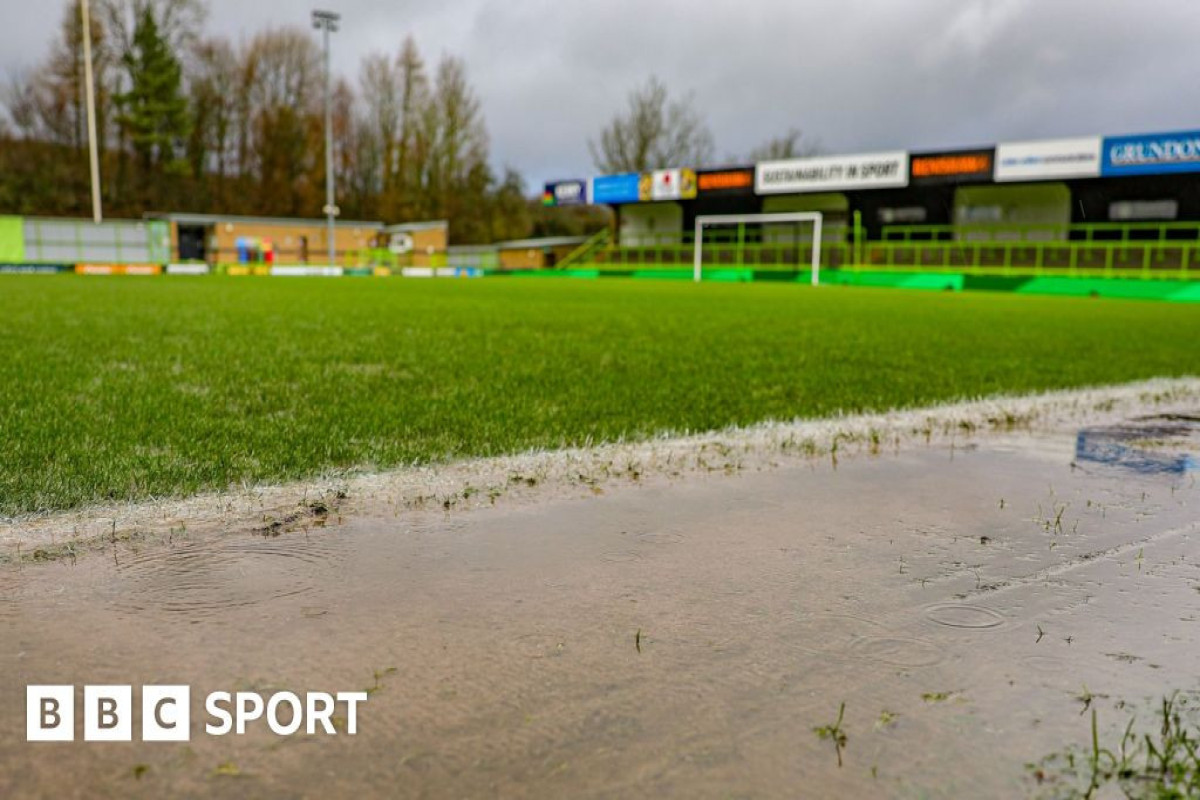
[693,212,823,285]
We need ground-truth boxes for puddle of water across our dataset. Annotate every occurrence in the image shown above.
[923,603,1008,630]
[1076,413,1200,475]
[1,420,1199,798]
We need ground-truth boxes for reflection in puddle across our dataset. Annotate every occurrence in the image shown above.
[2,425,1200,798]
[1076,414,1200,475]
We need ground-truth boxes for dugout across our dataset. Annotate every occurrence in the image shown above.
[1068,173,1200,228]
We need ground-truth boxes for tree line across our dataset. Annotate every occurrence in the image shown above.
[0,0,609,243]
[1,1,812,244]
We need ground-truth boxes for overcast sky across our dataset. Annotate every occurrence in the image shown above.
[3,0,1197,190]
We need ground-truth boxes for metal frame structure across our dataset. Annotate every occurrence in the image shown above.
[694,212,823,285]
[312,10,341,267]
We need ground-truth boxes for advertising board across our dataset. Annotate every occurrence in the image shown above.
[995,137,1102,181]
[756,151,909,194]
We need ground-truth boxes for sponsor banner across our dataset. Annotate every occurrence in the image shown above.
[400,267,482,278]
[542,180,588,207]
[270,265,344,277]
[697,168,755,196]
[166,263,210,275]
[910,149,994,184]
[995,137,1102,181]
[1102,129,1200,176]
[0,263,72,274]
[76,264,163,276]
[756,151,908,194]
[124,265,162,276]
[639,168,697,202]
[590,173,640,205]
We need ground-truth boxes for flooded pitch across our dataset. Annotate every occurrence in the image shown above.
[1,415,1199,798]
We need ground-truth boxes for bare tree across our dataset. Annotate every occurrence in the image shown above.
[358,53,400,198]
[423,56,487,218]
[186,37,237,181]
[19,2,115,150]
[589,76,714,173]
[393,36,428,216]
[746,128,821,162]
[3,70,43,140]
[240,27,321,213]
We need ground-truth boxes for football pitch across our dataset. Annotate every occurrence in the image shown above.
[2,275,1199,516]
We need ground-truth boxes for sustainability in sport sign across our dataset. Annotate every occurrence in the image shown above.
[994,137,1102,182]
[755,151,908,194]
[1101,130,1200,177]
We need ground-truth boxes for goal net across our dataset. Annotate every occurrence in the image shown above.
[693,212,824,285]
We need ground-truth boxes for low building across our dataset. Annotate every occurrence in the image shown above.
[147,213,385,266]
[382,221,449,268]
[497,236,590,269]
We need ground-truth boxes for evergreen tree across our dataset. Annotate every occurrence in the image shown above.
[115,6,189,177]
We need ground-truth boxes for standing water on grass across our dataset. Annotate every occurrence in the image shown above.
[1,418,1199,798]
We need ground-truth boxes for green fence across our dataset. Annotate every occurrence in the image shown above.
[19,217,171,264]
[573,218,1200,279]
[590,223,851,271]
[868,221,1200,277]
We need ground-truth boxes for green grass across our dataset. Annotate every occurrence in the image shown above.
[2,276,1199,516]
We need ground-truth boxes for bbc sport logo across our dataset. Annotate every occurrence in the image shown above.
[27,685,368,742]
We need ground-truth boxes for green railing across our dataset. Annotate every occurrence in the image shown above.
[583,223,849,272]
[862,241,1198,278]
[555,228,610,270]
[563,219,1200,278]
[870,220,1200,277]
[881,221,1200,244]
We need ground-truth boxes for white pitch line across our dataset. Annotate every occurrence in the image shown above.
[2,377,1198,556]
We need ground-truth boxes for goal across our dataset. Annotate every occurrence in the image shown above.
[692,212,823,285]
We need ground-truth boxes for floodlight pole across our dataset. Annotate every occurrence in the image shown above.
[80,0,103,223]
[313,10,340,266]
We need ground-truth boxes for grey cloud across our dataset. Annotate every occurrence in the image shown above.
[2,0,1196,190]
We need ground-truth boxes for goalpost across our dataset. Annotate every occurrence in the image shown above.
[693,212,823,286]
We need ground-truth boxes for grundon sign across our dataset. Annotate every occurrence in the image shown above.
[755,151,908,194]
[1102,130,1200,177]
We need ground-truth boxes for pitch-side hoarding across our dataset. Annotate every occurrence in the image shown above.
[755,151,909,194]
[590,173,641,205]
[994,137,1102,182]
[638,169,697,202]
[697,168,755,196]
[909,149,994,185]
[1102,130,1200,177]
[542,180,589,207]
